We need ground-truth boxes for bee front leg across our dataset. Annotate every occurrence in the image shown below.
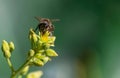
[34,25,39,32]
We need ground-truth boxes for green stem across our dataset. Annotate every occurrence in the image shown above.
[10,57,32,78]
[6,58,15,72]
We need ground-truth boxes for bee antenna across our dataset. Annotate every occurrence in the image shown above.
[51,19,60,22]
[35,17,41,22]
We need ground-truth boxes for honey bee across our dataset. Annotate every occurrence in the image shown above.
[35,17,59,35]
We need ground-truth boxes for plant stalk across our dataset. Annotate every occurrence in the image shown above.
[10,57,32,78]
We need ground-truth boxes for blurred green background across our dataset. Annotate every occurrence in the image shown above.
[0,0,120,78]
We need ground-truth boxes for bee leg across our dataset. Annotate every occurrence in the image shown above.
[49,32,53,36]
[34,26,39,32]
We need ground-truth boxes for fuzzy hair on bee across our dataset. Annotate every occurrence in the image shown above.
[34,17,59,36]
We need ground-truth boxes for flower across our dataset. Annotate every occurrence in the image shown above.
[28,28,58,67]
[40,31,50,43]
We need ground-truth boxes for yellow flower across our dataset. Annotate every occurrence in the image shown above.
[40,31,49,42]
[40,31,56,46]
[27,71,43,78]
[48,36,56,46]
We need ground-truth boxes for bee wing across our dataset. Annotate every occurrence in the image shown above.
[35,17,42,22]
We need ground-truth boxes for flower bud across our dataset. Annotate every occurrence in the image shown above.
[3,50,11,58]
[27,71,43,78]
[35,53,42,58]
[37,50,44,53]
[29,29,34,39]
[20,65,29,75]
[9,41,15,52]
[46,49,58,57]
[1,40,11,58]
[29,29,38,43]
[33,58,44,66]
[32,34,38,43]
[36,41,42,50]
[41,56,49,64]
[28,49,35,57]
[1,40,10,52]
[35,55,49,64]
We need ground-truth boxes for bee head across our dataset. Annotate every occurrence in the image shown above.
[40,18,52,26]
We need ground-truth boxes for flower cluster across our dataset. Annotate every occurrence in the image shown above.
[1,40,15,58]
[28,29,58,66]
[1,28,58,78]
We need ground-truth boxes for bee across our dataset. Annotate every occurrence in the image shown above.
[35,17,59,35]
